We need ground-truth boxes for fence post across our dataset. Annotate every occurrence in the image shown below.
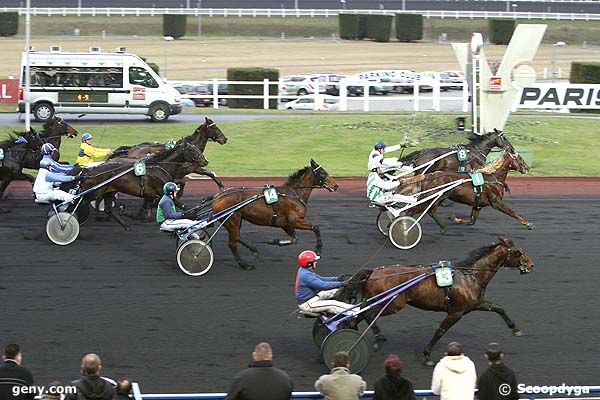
[413,82,420,111]
[212,78,219,109]
[462,83,469,113]
[433,80,441,111]
[363,83,370,112]
[263,78,269,110]
[340,79,348,111]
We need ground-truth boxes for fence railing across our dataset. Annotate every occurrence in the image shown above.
[2,7,600,20]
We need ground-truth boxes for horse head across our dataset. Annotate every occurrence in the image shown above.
[195,117,228,145]
[310,159,339,192]
[491,128,511,149]
[497,237,535,274]
[44,116,78,139]
[182,141,209,167]
[506,145,530,174]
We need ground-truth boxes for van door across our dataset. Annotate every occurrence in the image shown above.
[126,66,161,114]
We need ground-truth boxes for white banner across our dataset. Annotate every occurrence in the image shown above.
[516,83,600,109]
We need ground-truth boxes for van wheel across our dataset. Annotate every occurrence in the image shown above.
[33,103,54,122]
[149,104,170,122]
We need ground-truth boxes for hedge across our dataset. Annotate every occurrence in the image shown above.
[339,14,367,40]
[395,13,423,41]
[140,57,160,76]
[366,15,393,43]
[227,67,279,109]
[0,12,18,37]
[163,14,187,39]
[570,62,600,114]
[488,19,515,45]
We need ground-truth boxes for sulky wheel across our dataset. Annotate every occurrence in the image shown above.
[321,329,371,374]
[388,216,422,250]
[46,212,80,246]
[313,319,332,349]
[376,210,394,237]
[176,239,215,277]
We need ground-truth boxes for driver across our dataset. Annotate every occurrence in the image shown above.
[40,143,75,173]
[295,250,360,317]
[156,182,200,235]
[367,141,416,206]
[75,133,114,166]
[33,158,79,203]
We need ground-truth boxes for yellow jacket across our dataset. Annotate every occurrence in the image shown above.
[76,142,111,166]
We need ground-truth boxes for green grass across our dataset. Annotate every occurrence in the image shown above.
[4,114,599,176]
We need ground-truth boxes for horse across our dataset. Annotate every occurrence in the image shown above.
[399,129,511,174]
[210,159,339,270]
[337,237,535,365]
[398,147,533,233]
[71,141,208,229]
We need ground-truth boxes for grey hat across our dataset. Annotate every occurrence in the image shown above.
[486,342,502,353]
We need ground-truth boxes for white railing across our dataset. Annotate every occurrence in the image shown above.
[2,7,600,20]
[170,78,469,112]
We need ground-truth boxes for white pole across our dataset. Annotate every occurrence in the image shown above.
[263,79,269,110]
[25,0,31,132]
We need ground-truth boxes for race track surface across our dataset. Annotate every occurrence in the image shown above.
[1,195,599,393]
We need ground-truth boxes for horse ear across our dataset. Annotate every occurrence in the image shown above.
[310,158,316,165]
[497,236,513,247]
[205,116,209,123]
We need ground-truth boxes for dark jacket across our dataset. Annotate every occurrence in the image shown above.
[374,375,417,400]
[64,375,116,400]
[477,363,519,400]
[0,360,35,400]
[226,360,293,400]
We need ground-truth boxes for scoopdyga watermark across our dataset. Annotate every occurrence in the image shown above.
[498,383,591,397]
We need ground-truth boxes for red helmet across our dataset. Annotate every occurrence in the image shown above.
[298,250,320,268]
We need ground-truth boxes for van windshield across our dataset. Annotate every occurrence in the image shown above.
[129,67,158,88]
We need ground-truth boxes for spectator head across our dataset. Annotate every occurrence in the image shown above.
[252,342,273,362]
[484,342,504,363]
[332,351,350,369]
[3,343,22,364]
[446,342,464,357]
[41,381,62,400]
[116,378,132,395]
[384,354,404,379]
[80,353,102,376]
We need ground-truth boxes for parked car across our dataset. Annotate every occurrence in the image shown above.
[324,75,364,96]
[418,71,454,92]
[284,95,340,110]
[172,82,212,107]
[443,70,466,89]
[280,74,348,97]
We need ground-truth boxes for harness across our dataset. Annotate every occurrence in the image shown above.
[469,171,485,210]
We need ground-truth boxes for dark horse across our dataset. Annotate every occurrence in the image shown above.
[338,237,535,365]
[71,141,208,229]
[0,117,78,198]
[210,160,339,270]
[399,129,511,174]
[398,147,533,233]
[109,117,227,191]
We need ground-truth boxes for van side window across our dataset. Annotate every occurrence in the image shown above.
[129,67,158,88]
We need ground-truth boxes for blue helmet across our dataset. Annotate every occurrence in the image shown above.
[374,141,387,150]
[40,143,56,155]
[39,158,53,168]
[81,133,93,142]
[163,182,179,195]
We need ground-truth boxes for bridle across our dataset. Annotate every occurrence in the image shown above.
[311,163,335,192]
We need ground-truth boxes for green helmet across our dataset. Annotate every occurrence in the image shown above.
[163,182,178,195]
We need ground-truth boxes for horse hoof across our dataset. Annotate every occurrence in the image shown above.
[423,359,435,367]
[267,239,278,245]
[526,223,535,230]
[251,252,259,258]
[239,263,255,271]
[512,329,523,337]
[124,226,131,232]
[440,228,446,236]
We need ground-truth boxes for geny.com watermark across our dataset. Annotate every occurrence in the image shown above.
[12,384,77,397]
[498,383,591,396]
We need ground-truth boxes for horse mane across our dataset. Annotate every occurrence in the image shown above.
[0,133,18,148]
[145,144,179,163]
[285,165,310,187]
[467,131,495,144]
[455,243,497,269]
[476,152,506,174]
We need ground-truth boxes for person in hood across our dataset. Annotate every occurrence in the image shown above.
[477,343,519,400]
[64,354,115,400]
[431,342,477,400]
[373,354,416,400]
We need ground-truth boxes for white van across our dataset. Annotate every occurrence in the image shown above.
[18,48,182,122]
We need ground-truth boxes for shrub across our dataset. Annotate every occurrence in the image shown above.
[339,14,367,40]
[163,14,187,39]
[227,67,279,109]
[0,12,18,37]
[366,15,393,43]
[570,62,600,114]
[395,13,423,41]
[488,19,515,45]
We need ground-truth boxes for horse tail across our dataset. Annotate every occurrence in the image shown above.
[109,146,132,159]
[335,269,373,303]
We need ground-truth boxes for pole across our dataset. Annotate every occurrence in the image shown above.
[25,0,31,132]
[77,0,82,8]
[551,45,557,83]
[294,0,298,9]
[163,42,168,80]
[197,1,202,39]
[402,0,406,11]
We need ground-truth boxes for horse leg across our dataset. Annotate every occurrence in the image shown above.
[199,170,225,191]
[423,311,464,366]
[238,237,259,257]
[450,206,481,226]
[362,311,388,352]
[224,214,254,270]
[104,193,130,231]
[474,300,522,336]
[268,226,299,247]
[490,200,534,230]
[427,201,447,235]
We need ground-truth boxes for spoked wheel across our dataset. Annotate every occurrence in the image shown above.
[388,216,422,250]
[176,240,215,276]
[376,210,393,237]
[46,212,80,245]
[321,329,371,374]
[312,319,331,349]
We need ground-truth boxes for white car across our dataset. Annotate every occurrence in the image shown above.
[442,70,466,89]
[284,95,340,110]
[418,71,454,92]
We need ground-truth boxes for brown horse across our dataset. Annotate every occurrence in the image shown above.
[210,159,339,270]
[338,237,535,365]
[398,147,532,233]
[399,129,511,174]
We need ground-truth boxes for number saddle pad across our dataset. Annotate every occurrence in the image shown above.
[164,140,176,150]
[263,185,279,205]
[454,145,470,162]
[0,148,4,161]
[134,160,147,176]
[432,261,454,287]
[469,171,485,187]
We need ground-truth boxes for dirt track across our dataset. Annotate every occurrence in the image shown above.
[1,194,599,393]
